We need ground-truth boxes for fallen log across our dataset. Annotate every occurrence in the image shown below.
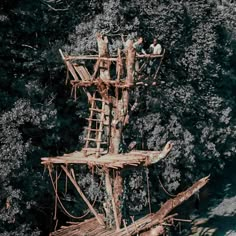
[115,175,209,236]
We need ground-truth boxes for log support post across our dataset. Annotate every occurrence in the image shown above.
[104,168,123,231]
[114,170,123,227]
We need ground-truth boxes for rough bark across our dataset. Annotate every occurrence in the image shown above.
[113,171,123,227]
[96,33,111,80]
[126,40,136,85]
[104,169,120,230]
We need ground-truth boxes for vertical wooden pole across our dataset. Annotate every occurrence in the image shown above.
[126,41,136,86]
[105,169,120,231]
[113,170,123,227]
[53,167,58,221]
[96,33,110,80]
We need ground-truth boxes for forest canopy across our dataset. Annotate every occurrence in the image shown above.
[0,0,236,235]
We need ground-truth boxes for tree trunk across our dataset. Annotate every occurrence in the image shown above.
[96,33,110,80]
[113,171,123,227]
[126,40,136,85]
[104,169,121,230]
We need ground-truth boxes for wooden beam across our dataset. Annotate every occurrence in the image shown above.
[105,170,120,231]
[60,165,105,226]
[153,49,165,80]
[59,49,79,81]
[66,55,119,61]
[113,171,123,227]
[136,54,164,59]
[64,53,164,60]
[145,141,173,165]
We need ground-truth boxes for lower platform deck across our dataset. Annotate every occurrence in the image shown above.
[50,213,162,236]
[50,217,114,236]
[41,149,164,169]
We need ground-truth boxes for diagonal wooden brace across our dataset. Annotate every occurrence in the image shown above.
[60,165,105,226]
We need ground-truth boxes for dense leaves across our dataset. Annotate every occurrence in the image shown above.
[0,0,236,235]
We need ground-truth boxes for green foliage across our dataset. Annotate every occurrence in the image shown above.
[0,99,57,235]
[0,0,236,234]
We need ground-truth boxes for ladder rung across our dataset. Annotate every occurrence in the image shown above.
[84,138,96,141]
[82,148,104,151]
[86,118,105,122]
[84,138,107,144]
[91,98,105,102]
[85,127,103,132]
[89,108,104,112]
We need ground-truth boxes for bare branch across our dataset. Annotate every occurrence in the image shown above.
[41,0,69,11]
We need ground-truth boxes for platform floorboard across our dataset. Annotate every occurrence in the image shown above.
[50,217,115,236]
[41,149,162,169]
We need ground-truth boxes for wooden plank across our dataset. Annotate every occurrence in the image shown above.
[105,170,120,231]
[67,55,119,61]
[85,127,103,132]
[59,49,79,81]
[42,149,170,168]
[136,53,164,59]
[73,64,91,81]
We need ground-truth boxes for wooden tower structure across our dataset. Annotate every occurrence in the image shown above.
[42,34,209,236]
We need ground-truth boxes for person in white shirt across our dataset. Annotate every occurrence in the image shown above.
[149,38,162,55]
[148,39,162,77]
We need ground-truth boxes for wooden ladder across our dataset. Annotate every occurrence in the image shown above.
[83,93,107,158]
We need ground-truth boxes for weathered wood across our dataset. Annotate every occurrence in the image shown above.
[63,53,163,61]
[105,170,120,231]
[96,98,106,157]
[126,40,136,85]
[67,55,119,61]
[73,64,91,81]
[60,165,105,226]
[113,171,123,228]
[51,217,113,236]
[136,54,164,58]
[96,33,111,81]
[59,49,79,81]
[41,144,172,168]
[46,38,206,236]
[145,141,173,165]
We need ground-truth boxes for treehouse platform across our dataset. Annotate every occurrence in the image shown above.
[41,148,170,169]
[43,34,209,236]
[49,213,158,236]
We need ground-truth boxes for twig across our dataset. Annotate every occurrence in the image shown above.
[172,218,192,223]
[41,0,69,11]
[21,44,37,50]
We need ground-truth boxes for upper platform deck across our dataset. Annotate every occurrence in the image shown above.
[59,49,165,90]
